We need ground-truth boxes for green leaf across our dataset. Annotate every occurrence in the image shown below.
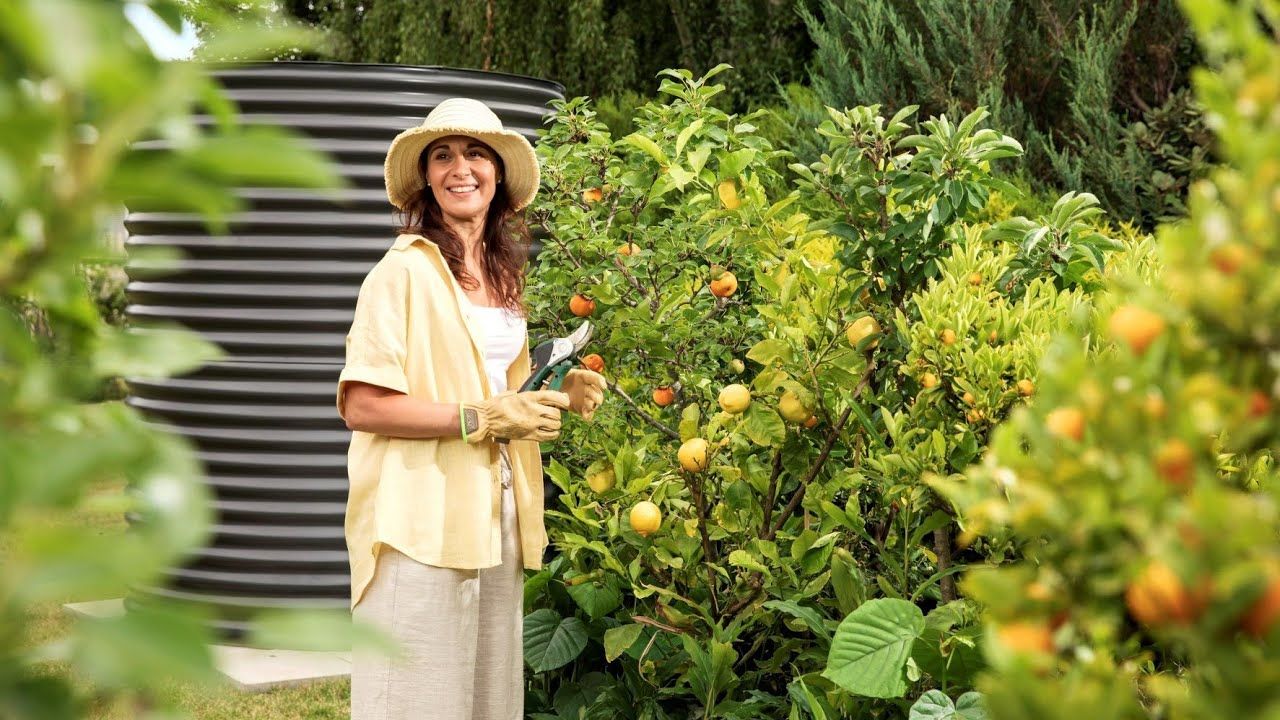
[679,403,702,442]
[728,548,770,576]
[250,609,395,655]
[604,623,644,662]
[822,598,925,698]
[909,689,988,720]
[747,338,794,365]
[764,599,831,645]
[681,634,738,708]
[623,132,669,166]
[567,579,623,620]
[93,325,223,379]
[742,401,786,447]
[718,148,758,179]
[523,609,588,673]
[676,119,704,157]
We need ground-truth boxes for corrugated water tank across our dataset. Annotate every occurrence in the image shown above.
[123,62,564,636]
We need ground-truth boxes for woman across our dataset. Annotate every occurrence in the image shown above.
[336,98,607,720]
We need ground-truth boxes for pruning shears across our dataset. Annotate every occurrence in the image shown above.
[518,320,594,393]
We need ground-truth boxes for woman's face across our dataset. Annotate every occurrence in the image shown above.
[424,135,502,227]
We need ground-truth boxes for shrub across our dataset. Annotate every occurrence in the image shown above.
[524,64,1130,718]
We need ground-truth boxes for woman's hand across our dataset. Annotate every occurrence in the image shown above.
[562,368,607,421]
[463,390,571,443]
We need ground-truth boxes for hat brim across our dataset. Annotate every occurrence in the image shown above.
[384,126,540,212]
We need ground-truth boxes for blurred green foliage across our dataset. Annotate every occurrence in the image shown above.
[0,1,354,717]
[935,0,1280,717]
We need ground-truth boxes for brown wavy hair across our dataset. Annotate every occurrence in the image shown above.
[395,142,532,316]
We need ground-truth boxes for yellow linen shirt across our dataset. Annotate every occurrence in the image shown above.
[336,232,547,609]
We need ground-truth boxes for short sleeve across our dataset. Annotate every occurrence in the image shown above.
[336,254,413,421]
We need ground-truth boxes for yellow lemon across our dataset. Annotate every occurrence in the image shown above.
[777,391,812,424]
[718,384,752,414]
[718,180,740,210]
[630,501,662,537]
[845,316,881,350]
[587,467,615,494]
[678,438,710,472]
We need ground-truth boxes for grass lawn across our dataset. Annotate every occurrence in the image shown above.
[22,481,351,719]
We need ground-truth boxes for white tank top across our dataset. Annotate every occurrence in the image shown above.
[463,296,528,395]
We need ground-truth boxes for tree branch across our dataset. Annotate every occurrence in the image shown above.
[759,449,784,536]
[933,525,957,602]
[631,614,686,635]
[767,404,851,541]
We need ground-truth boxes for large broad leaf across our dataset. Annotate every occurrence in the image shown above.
[567,578,622,620]
[909,690,988,720]
[822,598,924,698]
[523,609,587,673]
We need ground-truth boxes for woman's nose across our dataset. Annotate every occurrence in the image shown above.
[448,156,473,177]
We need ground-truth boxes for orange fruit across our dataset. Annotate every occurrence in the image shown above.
[1017,379,1035,397]
[1144,392,1168,419]
[1241,565,1280,638]
[962,391,977,406]
[921,373,939,389]
[803,415,819,429]
[941,328,958,345]
[1046,407,1085,441]
[1108,305,1166,355]
[1154,439,1195,488]
[616,242,639,256]
[652,386,675,407]
[581,353,605,373]
[1248,390,1272,418]
[1125,562,1208,628]
[569,294,596,317]
[582,187,603,204]
[1209,243,1248,275]
[968,272,983,286]
[710,272,738,298]
[995,621,1054,655]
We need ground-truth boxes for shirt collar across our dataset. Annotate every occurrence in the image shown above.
[391,233,437,252]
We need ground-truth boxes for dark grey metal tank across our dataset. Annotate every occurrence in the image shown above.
[123,62,563,636]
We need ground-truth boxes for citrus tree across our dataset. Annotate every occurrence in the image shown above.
[525,65,1133,718]
[933,0,1280,717]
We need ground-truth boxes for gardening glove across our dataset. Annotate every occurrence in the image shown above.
[562,368,607,421]
[462,390,571,443]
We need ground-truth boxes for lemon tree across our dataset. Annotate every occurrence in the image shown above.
[522,59,1139,718]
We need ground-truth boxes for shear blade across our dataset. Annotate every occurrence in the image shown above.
[566,321,593,353]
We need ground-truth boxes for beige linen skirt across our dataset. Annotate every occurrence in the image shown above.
[351,449,523,720]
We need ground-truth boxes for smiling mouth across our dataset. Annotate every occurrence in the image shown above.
[447,185,478,195]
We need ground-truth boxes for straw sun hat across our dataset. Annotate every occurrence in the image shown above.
[383,97,540,211]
